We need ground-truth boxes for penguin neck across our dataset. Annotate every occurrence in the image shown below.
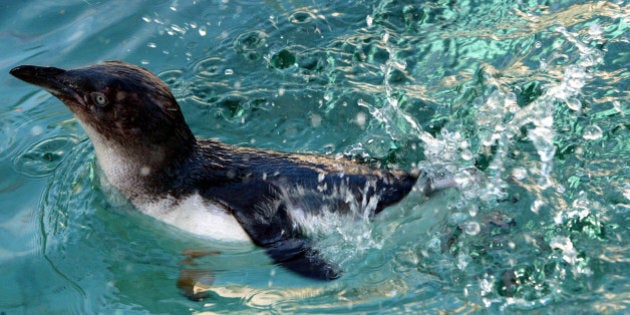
[81,122,197,201]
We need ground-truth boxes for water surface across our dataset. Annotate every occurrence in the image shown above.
[1,0,628,313]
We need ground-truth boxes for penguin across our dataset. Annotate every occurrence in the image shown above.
[10,61,441,280]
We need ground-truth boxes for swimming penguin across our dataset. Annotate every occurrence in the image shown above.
[10,61,443,280]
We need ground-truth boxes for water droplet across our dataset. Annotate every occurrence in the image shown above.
[511,167,527,180]
[198,26,207,36]
[460,150,474,161]
[612,100,623,116]
[549,236,577,264]
[531,199,543,214]
[582,125,602,140]
[588,24,602,37]
[457,252,471,270]
[170,24,186,35]
[31,125,43,136]
[355,112,367,129]
[224,69,234,75]
[310,114,322,128]
[566,97,582,111]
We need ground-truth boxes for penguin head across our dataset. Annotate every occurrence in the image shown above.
[10,61,195,152]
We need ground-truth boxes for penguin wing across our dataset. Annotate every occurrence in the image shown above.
[198,146,417,280]
[202,170,417,280]
[204,179,342,280]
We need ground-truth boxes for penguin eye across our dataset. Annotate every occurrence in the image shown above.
[91,92,108,107]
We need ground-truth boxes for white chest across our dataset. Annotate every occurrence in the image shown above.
[80,123,252,242]
[135,193,251,242]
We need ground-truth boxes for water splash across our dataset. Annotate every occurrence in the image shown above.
[267,180,386,268]
[356,32,422,144]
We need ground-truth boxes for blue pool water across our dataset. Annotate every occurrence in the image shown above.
[1,0,628,313]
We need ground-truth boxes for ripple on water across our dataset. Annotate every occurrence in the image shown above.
[582,124,603,140]
[13,136,81,178]
[288,9,318,25]
[269,49,297,70]
[193,56,226,78]
[39,140,93,237]
[2,0,626,313]
[233,30,269,61]
[157,69,186,96]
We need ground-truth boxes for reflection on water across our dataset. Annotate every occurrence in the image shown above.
[0,0,628,313]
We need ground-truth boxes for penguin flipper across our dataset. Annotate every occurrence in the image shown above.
[265,238,341,280]
[228,200,341,281]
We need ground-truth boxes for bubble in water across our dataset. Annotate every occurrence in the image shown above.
[461,221,481,236]
[198,26,207,36]
[582,125,603,140]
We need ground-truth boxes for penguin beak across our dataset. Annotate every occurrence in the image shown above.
[10,65,86,109]
[10,65,70,93]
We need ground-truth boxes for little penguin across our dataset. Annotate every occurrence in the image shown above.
[10,61,442,280]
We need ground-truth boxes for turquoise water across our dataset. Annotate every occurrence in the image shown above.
[1,0,628,313]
